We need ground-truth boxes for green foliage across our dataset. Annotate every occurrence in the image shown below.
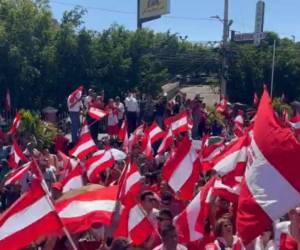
[0,0,299,110]
[272,98,292,116]
[19,109,58,149]
[206,106,225,126]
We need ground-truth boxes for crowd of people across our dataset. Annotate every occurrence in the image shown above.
[0,86,300,250]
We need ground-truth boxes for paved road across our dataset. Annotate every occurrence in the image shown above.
[179,85,220,107]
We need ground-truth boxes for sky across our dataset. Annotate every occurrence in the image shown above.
[49,0,300,42]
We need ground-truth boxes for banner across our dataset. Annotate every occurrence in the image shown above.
[139,0,170,20]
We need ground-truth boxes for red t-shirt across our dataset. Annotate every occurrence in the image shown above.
[280,234,298,250]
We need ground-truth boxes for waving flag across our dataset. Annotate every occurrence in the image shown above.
[86,150,115,183]
[0,181,62,250]
[8,140,29,168]
[88,107,108,121]
[69,132,97,159]
[164,111,189,135]
[8,112,21,135]
[4,162,32,186]
[60,166,83,193]
[237,89,300,245]
[67,86,83,109]
[290,114,300,135]
[157,128,174,155]
[162,137,201,200]
[114,203,155,245]
[56,185,118,234]
[144,122,165,144]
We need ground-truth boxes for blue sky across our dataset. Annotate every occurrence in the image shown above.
[49,0,300,42]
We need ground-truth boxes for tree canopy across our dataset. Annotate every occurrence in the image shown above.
[0,0,299,110]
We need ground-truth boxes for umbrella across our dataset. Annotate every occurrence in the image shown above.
[94,148,127,161]
[55,184,104,202]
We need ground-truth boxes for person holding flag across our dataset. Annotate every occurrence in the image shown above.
[67,86,84,144]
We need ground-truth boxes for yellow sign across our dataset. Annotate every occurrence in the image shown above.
[139,0,170,19]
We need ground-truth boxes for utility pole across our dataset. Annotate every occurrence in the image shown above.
[137,0,142,29]
[270,40,276,98]
[221,0,229,98]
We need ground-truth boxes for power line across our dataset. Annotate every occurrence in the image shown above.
[50,0,217,22]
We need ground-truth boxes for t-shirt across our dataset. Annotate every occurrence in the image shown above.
[125,96,138,112]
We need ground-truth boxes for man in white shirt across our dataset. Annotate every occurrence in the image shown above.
[153,225,187,250]
[124,92,138,134]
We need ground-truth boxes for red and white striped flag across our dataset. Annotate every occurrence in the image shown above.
[234,112,245,137]
[157,128,174,155]
[144,122,165,144]
[0,180,62,250]
[86,150,115,183]
[162,137,201,200]
[212,177,241,203]
[8,112,21,135]
[164,111,189,135]
[8,140,29,168]
[60,165,83,193]
[208,135,249,179]
[4,161,32,186]
[67,86,83,109]
[69,132,97,159]
[56,185,118,234]
[140,134,153,159]
[57,150,79,177]
[118,119,128,142]
[175,177,215,243]
[4,89,11,112]
[118,162,142,206]
[88,107,108,121]
[290,113,300,135]
[237,89,300,245]
[114,203,155,245]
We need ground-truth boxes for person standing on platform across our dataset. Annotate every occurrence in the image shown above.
[125,91,139,134]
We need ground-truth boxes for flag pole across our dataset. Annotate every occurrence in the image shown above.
[32,159,79,250]
[270,40,276,98]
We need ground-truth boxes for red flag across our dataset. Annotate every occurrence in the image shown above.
[175,177,215,243]
[69,132,97,159]
[0,181,62,250]
[4,89,11,112]
[67,86,83,109]
[86,150,115,183]
[162,137,201,200]
[234,112,245,137]
[118,162,142,206]
[114,203,155,245]
[144,122,165,144]
[208,135,249,179]
[140,134,153,159]
[88,107,108,121]
[164,111,189,135]
[3,162,32,186]
[8,140,29,168]
[56,185,118,234]
[157,128,174,155]
[118,119,128,141]
[237,89,300,245]
[8,112,21,135]
[60,165,83,193]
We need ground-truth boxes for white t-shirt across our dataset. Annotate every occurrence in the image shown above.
[117,102,125,120]
[68,98,82,112]
[152,243,187,250]
[254,237,275,250]
[125,96,138,112]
